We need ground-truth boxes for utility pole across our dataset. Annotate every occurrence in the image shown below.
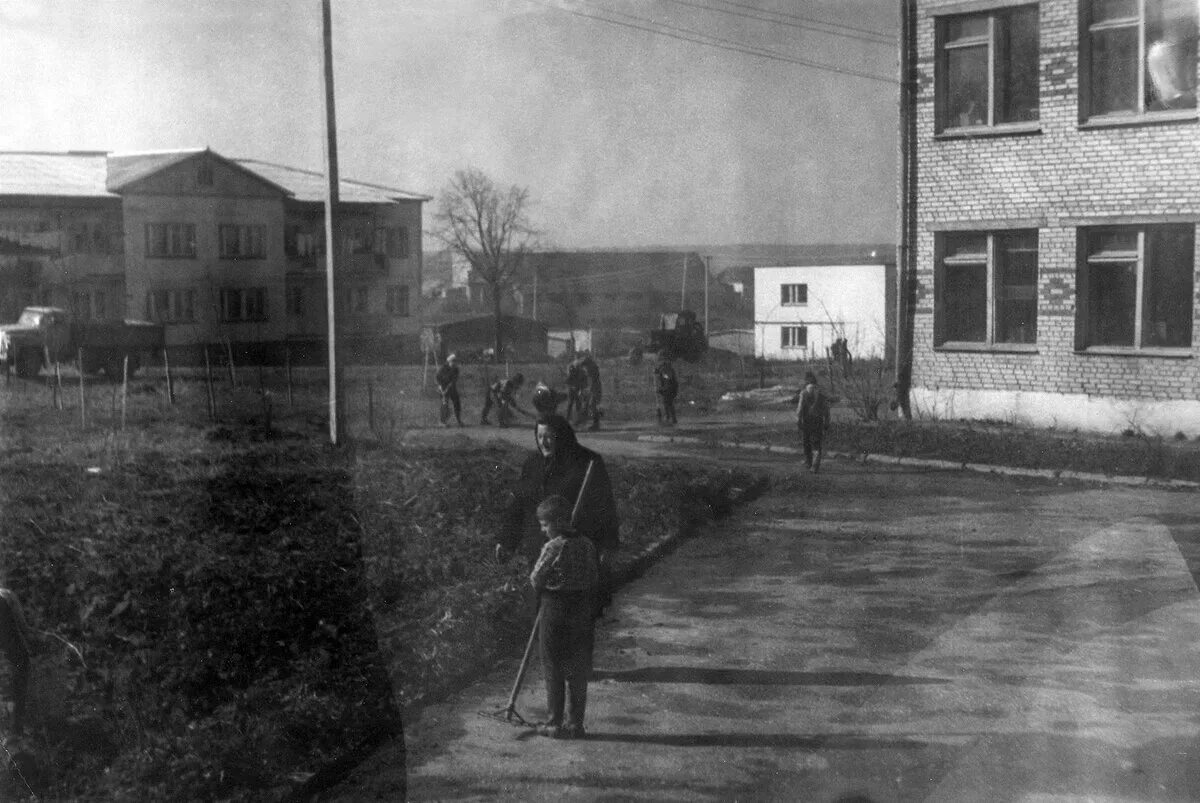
[680,255,687,309]
[532,264,538,320]
[704,255,711,337]
[321,0,344,444]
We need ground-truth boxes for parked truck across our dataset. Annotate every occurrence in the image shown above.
[648,309,708,362]
[0,306,165,380]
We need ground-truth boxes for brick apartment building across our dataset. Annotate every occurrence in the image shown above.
[0,149,428,364]
[905,0,1200,435]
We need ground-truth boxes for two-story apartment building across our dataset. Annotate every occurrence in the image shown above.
[905,0,1200,435]
[0,149,428,365]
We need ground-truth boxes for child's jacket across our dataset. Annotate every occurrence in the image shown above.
[531,535,599,593]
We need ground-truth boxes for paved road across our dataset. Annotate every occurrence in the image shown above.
[329,425,1200,802]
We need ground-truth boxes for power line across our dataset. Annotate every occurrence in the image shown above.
[659,0,895,45]
[526,0,896,84]
[712,0,894,41]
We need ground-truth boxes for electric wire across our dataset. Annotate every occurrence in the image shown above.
[711,0,894,41]
[659,0,895,44]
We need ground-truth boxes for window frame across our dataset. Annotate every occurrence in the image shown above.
[781,325,808,349]
[144,222,196,259]
[219,287,268,323]
[934,229,1040,350]
[780,283,808,306]
[144,289,196,324]
[386,285,410,317]
[218,224,267,260]
[1075,223,1195,352]
[935,4,1041,134]
[1079,0,1199,122]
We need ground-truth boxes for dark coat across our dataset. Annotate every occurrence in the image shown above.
[499,414,620,564]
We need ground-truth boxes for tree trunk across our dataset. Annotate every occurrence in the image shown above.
[493,289,504,362]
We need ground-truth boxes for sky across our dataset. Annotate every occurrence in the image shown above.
[0,0,899,250]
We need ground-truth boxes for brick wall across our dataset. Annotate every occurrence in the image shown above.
[912,0,1200,411]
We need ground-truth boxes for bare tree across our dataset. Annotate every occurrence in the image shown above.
[431,168,538,360]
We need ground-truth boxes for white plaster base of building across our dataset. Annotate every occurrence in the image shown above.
[910,386,1200,438]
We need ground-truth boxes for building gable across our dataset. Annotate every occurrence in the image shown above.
[108,150,290,199]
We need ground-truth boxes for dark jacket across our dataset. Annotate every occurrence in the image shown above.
[435,363,459,393]
[499,414,620,564]
[655,361,678,395]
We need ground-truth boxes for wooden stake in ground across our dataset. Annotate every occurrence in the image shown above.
[121,354,129,429]
[78,348,86,428]
[225,337,236,386]
[53,357,63,411]
[163,347,175,406]
[204,345,217,423]
[368,378,375,435]
[285,346,294,407]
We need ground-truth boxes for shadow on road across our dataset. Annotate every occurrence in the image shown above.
[566,732,933,750]
[592,666,952,686]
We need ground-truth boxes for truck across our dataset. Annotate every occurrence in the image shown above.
[648,309,708,362]
[0,306,165,380]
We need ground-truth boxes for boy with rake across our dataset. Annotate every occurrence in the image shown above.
[529,494,599,740]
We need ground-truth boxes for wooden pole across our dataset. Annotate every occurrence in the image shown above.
[285,345,294,407]
[367,378,375,435]
[78,348,86,428]
[225,337,236,386]
[53,357,63,411]
[322,0,345,445]
[163,347,175,406]
[121,355,129,429]
[204,345,216,422]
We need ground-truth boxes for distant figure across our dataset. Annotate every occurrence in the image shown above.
[435,353,463,427]
[529,494,599,740]
[796,371,831,473]
[532,381,564,418]
[654,353,679,425]
[830,338,852,371]
[627,343,644,366]
[578,354,602,431]
[0,588,31,732]
[565,358,587,423]
[481,373,529,427]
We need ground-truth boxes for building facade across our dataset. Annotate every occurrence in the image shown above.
[754,264,894,361]
[909,0,1200,435]
[0,149,428,365]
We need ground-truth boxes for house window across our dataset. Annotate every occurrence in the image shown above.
[781,325,807,349]
[287,287,305,317]
[386,285,410,317]
[345,221,374,255]
[936,230,1039,345]
[1078,224,1194,349]
[375,226,409,259]
[354,287,370,313]
[218,224,267,259]
[145,223,196,258]
[219,288,268,322]
[196,160,214,187]
[781,283,808,306]
[285,226,324,258]
[938,5,1040,130]
[1081,0,1198,118]
[144,289,196,323]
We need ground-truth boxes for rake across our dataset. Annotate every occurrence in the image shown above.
[480,459,596,727]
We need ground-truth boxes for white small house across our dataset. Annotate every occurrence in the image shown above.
[753,263,893,361]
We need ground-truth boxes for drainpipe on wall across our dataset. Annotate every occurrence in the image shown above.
[895,0,918,420]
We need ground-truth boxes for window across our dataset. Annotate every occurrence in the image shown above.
[345,221,374,255]
[286,287,305,317]
[196,160,214,187]
[1078,224,1193,349]
[144,289,196,323]
[219,288,268,322]
[218,224,267,259]
[375,226,409,259]
[781,283,808,306]
[71,291,107,320]
[936,230,1039,345]
[781,325,807,349]
[938,5,1040,130]
[1082,0,1198,118]
[386,285,410,317]
[145,223,196,258]
[354,287,370,313]
[284,226,324,259]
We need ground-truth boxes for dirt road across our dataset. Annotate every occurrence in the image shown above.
[327,423,1200,802]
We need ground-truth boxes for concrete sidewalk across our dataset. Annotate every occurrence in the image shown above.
[326,450,1200,802]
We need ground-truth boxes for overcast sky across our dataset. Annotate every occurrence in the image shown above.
[0,0,898,249]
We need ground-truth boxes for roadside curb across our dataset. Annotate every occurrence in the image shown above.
[635,434,1200,491]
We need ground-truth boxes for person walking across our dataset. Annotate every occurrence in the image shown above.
[435,353,464,427]
[797,370,831,473]
[481,373,528,427]
[496,413,620,616]
[579,354,603,431]
[654,353,679,425]
[529,495,599,740]
[565,357,586,424]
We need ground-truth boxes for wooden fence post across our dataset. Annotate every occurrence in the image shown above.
[53,358,63,411]
[78,348,86,428]
[225,337,236,386]
[121,355,128,429]
[204,345,217,423]
[285,346,294,407]
[367,378,375,435]
[163,347,175,406]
